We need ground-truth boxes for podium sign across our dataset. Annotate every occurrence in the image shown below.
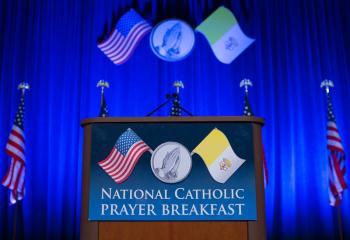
[89,121,257,221]
[81,117,266,240]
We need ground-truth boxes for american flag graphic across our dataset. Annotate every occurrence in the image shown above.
[2,94,26,204]
[97,9,152,65]
[243,92,269,186]
[98,128,150,184]
[326,93,347,206]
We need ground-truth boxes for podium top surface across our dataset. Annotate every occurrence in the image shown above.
[81,116,264,127]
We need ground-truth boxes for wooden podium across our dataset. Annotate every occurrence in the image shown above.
[80,116,266,240]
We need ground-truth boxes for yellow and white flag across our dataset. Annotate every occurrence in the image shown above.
[192,128,245,183]
[196,6,254,64]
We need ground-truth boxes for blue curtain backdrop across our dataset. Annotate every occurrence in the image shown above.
[0,0,349,239]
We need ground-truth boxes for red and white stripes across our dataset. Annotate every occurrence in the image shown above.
[97,22,151,65]
[2,125,26,204]
[98,141,150,184]
[327,121,347,206]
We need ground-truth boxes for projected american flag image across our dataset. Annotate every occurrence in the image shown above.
[97,9,152,65]
[98,128,150,184]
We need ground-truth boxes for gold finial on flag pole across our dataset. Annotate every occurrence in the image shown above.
[173,80,184,94]
[97,79,109,94]
[240,78,253,93]
[17,82,30,96]
[320,79,334,94]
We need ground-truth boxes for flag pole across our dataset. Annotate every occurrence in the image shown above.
[12,82,29,240]
[12,192,18,240]
[97,79,109,103]
[337,207,344,240]
[321,79,345,240]
[97,80,109,117]
[239,78,253,116]
[171,81,184,116]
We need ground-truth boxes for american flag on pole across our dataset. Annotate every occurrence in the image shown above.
[326,93,347,206]
[99,92,108,117]
[2,94,26,204]
[98,128,150,184]
[97,9,152,65]
[242,91,269,186]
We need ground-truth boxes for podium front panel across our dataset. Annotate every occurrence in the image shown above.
[81,117,266,240]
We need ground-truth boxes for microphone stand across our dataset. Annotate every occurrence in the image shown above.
[146,93,193,117]
[146,81,193,117]
[146,94,174,117]
[169,92,193,116]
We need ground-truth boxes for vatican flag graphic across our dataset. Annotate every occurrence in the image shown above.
[195,6,254,64]
[192,128,245,183]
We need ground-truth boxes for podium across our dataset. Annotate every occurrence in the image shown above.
[80,116,266,240]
